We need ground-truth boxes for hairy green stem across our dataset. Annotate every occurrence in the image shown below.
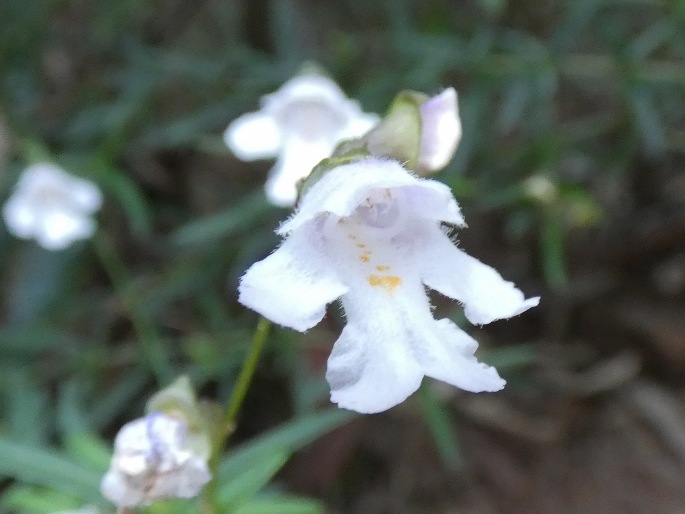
[202,316,271,514]
[224,316,272,430]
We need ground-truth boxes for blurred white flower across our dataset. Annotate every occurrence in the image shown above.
[2,162,102,250]
[100,412,211,508]
[523,174,558,204]
[224,73,379,207]
[239,158,539,413]
[418,88,462,173]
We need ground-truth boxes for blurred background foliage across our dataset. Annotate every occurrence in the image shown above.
[1,0,685,513]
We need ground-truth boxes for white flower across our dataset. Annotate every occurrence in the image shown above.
[239,158,539,414]
[224,73,379,207]
[418,88,462,173]
[100,412,211,507]
[2,162,102,250]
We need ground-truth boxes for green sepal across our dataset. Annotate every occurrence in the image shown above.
[364,90,427,170]
[297,146,371,202]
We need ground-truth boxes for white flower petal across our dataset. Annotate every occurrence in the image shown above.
[262,74,349,113]
[38,212,95,250]
[224,112,282,160]
[419,225,539,325]
[263,75,377,142]
[326,276,432,413]
[339,110,379,140]
[416,318,505,392]
[72,179,103,212]
[327,274,502,412]
[100,469,142,508]
[264,137,333,207]
[2,197,37,238]
[418,87,462,172]
[279,158,464,235]
[239,225,348,331]
[326,313,423,414]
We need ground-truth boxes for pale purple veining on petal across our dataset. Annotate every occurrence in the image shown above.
[100,412,211,507]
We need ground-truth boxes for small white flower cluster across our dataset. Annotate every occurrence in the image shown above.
[100,412,211,508]
[235,77,539,413]
[2,162,102,250]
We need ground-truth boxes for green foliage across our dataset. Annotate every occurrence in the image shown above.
[0,0,683,512]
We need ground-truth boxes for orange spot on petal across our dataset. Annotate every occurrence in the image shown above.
[360,255,370,262]
[368,274,402,292]
[376,265,390,271]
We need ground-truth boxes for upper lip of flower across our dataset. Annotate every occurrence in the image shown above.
[278,157,465,235]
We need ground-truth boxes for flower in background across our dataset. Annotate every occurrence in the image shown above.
[2,162,102,250]
[239,158,539,413]
[100,412,211,508]
[224,72,379,207]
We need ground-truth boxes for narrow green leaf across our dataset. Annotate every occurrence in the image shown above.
[540,210,568,290]
[57,379,92,436]
[0,437,105,505]
[92,161,153,237]
[5,244,80,324]
[218,409,354,481]
[4,370,50,444]
[234,495,325,514]
[88,365,149,429]
[0,326,79,357]
[418,385,462,470]
[216,450,289,509]
[170,190,272,247]
[480,343,538,369]
[1,484,83,514]
[63,434,112,473]
[497,79,530,134]
[628,87,665,155]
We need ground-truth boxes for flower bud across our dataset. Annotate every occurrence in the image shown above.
[100,412,211,507]
[361,88,461,174]
[417,88,462,174]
